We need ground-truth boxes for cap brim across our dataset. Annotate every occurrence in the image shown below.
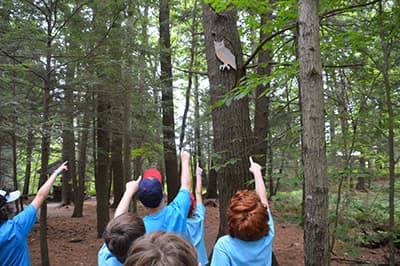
[6,191,20,203]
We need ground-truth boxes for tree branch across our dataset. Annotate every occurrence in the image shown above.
[174,66,208,76]
[243,0,380,70]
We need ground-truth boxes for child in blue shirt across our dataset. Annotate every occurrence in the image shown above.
[0,161,68,266]
[98,177,145,266]
[137,149,192,236]
[211,157,274,266]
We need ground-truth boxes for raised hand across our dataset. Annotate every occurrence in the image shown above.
[249,156,262,174]
[180,148,191,163]
[126,176,142,194]
[54,161,69,175]
[196,163,203,176]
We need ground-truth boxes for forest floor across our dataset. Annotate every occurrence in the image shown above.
[27,197,395,266]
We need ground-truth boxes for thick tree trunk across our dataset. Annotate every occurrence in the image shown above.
[160,0,179,202]
[298,0,330,265]
[202,3,253,237]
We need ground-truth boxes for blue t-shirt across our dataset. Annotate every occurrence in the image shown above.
[186,202,208,266]
[0,204,37,266]
[98,243,123,266]
[143,189,190,236]
[211,209,274,266]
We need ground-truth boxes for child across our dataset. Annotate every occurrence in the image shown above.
[98,177,145,266]
[0,161,68,265]
[211,157,275,265]
[137,149,192,236]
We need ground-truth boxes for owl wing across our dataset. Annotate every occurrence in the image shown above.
[216,47,237,70]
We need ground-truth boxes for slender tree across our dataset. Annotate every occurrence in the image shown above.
[160,0,179,202]
[298,0,330,265]
[377,3,396,264]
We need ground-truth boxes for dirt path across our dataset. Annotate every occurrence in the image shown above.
[27,198,391,265]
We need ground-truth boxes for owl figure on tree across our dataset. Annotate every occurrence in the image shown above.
[214,40,236,71]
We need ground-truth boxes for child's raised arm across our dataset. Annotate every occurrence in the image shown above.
[249,156,269,208]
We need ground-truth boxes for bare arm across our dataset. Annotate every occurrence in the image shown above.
[31,161,68,210]
[249,156,269,208]
[180,149,191,191]
[195,163,203,203]
[114,176,141,217]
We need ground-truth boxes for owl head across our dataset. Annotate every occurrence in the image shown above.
[214,40,225,50]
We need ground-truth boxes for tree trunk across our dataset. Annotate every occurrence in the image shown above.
[37,4,58,263]
[179,0,200,150]
[73,106,89,218]
[378,3,395,264]
[22,130,34,199]
[298,0,330,265]
[111,134,124,208]
[202,3,253,237]
[355,157,367,191]
[62,65,76,206]
[0,131,14,190]
[254,10,275,199]
[95,89,111,237]
[205,110,217,199]
[205,162,218,199]
[254,14,272,168]
[38,95,51,266]
[160,0,179,202]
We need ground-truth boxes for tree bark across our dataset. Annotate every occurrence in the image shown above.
[111,134,124,208]
[73,105,89,218]
[298,0,330,265]
[254,9,275,199]
[61,64,76,206]
[22,130,34,199]
[160,0,179,202]
[95,90,111,237]
[202,3,253,237]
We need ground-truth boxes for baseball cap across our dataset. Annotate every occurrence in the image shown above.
[0,190,21,207]
[142,168,162,183]
[138,169,163,208]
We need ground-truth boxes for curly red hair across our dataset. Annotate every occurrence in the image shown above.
[227,190,269,241]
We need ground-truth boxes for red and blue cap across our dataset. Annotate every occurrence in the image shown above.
[138,168,163,208]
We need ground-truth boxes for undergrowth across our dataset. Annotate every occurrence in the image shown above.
[271,179,400,257]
